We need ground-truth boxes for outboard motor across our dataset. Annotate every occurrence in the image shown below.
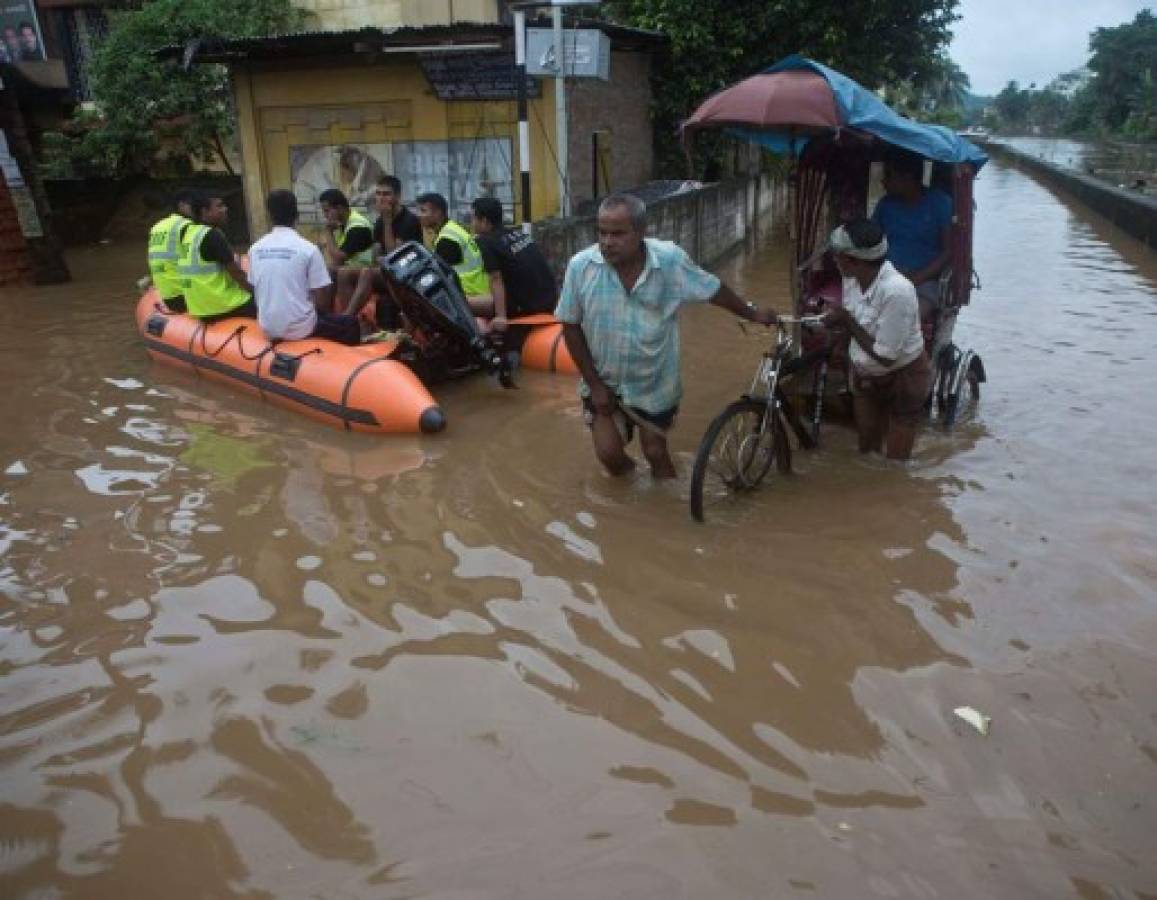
[380,241,515,388]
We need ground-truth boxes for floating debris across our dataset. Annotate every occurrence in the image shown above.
[953,706,992,735]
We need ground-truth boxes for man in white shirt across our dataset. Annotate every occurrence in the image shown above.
[249,190,362,345]
[822,218,930,460]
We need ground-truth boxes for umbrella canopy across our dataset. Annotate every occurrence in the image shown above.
[682,54,988,169]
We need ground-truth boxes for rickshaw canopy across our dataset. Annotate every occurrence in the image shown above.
[682,54,988,170]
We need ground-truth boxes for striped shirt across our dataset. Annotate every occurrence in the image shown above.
[555,239,721,413]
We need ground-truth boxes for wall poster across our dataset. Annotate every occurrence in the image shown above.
[0,0,47,63]
[289,138,513,226]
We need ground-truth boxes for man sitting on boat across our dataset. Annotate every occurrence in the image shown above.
[822,219,930,461]
[147,188,196,313]
[318,188,375,279]
[250,189,362,346]
[339,175,424,330]
[177,191,257,323]
[415,192,491,302]
[871,150,952,323]
[469,197,557,334]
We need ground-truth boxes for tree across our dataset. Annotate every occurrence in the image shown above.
[993,80,1031,130]
[1087,10,1157,131]
[52,0,306,176]
[923,56,971,111]
[601,0,960,175]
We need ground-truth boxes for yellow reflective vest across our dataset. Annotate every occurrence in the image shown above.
[437,218,490,298]
[335,209,374,267]
[176,224,250,318]
[147,213,190,300]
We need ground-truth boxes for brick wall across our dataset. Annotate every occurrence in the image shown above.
[0,173,33,286]
[565,51,654,209]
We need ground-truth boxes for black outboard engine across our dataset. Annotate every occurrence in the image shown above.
[380,241,515,388]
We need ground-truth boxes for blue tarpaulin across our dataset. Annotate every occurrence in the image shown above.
[726,55,988,169]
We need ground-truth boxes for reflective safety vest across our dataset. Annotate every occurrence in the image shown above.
[336,209,374,267]
[147,213,190,300]
[437,219,491,298]
[176,224,251,318]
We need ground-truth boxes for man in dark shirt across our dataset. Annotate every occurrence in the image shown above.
[371,176,423,255]
[339,176,424,329]
[470,197,557,332]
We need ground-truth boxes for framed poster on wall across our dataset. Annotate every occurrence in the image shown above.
[289,143,395,223]
[0,0,47,63]
[289,137,514,227]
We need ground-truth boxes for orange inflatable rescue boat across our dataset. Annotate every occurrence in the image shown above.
[136,242,577,434]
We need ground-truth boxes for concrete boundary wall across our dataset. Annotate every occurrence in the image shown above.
[988,142,1157,248]
[533,173,787,282]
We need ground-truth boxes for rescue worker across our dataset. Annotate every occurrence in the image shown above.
[147,188,196,313]
[318,188,374,271]
[177,191,257,322]
[415,192,491,300]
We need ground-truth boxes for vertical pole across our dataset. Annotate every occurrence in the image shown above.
[591,131,597,200]
[514,10,532,233]
[552,3,569,218]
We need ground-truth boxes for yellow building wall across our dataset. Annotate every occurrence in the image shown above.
[294,0,499,32]
[233,59,562,239]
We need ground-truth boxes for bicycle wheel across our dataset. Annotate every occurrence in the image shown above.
[689,399,790,522]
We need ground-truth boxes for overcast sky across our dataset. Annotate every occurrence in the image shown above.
[950,0,1152,95]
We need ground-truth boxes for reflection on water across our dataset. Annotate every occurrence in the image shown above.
[2,169,1157,898]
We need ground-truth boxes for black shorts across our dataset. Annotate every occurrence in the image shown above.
[312,312,361,346]
[582,397,678,442]
[163,294,186,313]
[198,297,258,324]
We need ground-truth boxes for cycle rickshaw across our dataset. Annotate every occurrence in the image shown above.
[681,55,989,521]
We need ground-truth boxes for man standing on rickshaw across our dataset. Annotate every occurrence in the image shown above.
[871,150,953,324]
[823,219,929,461]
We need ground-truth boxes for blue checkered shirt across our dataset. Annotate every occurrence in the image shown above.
[554,239,721,413]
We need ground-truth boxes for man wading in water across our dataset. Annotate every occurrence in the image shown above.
[822,218,930,460]
[557,193,778,479]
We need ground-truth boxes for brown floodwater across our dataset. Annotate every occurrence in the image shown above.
[1,160,1156,899]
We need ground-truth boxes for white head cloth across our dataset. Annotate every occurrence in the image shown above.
[830,224,888,261]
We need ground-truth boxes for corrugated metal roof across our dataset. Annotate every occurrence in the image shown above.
[159,19,665,65]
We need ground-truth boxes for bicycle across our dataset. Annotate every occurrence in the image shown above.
[689,315,831,522]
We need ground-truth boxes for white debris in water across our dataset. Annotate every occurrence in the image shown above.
[366,573,387,587]
[103,377,144,390]
[352,550,376,562]
[296,556,322,571]
[883,547,913,559]
[272,528,288,538]
[196,524,223,534]
[576,511,597,529]
[512,498,526,508]
[953,706,992,735]
[723,592,737,610]
[6,461,28,476]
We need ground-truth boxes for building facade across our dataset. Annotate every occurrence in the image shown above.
[189,1,662,236]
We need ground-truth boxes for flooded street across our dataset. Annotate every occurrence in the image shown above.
[2,159,1156,899]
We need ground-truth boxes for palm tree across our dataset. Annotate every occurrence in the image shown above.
[923,56,972,111]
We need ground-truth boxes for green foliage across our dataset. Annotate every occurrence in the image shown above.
[601,0,959,175]
[39,108,126,179]
[1087,10,1157,132]
[60,0,306,176]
